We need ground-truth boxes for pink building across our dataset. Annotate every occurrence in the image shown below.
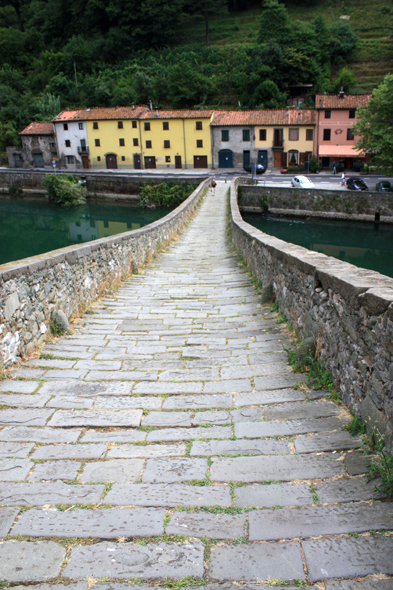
[315,92,371,170]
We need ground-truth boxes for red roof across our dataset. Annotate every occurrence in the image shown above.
[20,122,54,135]
[140,109,214,120]
[211,109,316,126]
[53,106,148,122]
[315,94,371,109]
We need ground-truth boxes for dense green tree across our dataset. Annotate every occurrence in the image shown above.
[257,0,291,45]
[331,67,357,94]
[183,0,228,46]
[353,74,393,173]
[253,79,286,108]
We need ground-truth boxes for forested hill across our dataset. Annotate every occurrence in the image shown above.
[0,0,392,154]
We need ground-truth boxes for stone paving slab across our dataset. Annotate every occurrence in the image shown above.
[326,580,393,590]
[0,540,66,582]
[294,431,362,453]
[26,359,76,369]
[31,444,107,460]
[134,382,203,394]
[317,476,385,503]
[45,395,93,409]
[30,460,80,481]
[143,411,192,427]
[254,375,305,390]
[230,407,265,422]
[190,439,291,456]
[85,371,156,381]
[81,430,146,443]
[142,458,207,483]
[210,454,344,482]
[12,507,165,538]
[204,379,252,393]
[207,541,305,581]
[0,380,40,393]
[192,410,232,425]
[12,583,88,590]
[263,400,342,420]
[0,426,82,443]
[248,502,393,540]
[147,426,232,442]
[94,396,163,410]
[63,541,204,579]
[0,482,105,505]
[106,483,231,507]
[108,444,186,458]
[166,511,246,539]
[234,389,306,406]
[43,369,87,380]
[40,381,133,396]
[221,363,291,380]
[0,458,33,481]
[344,451,369,475]
[0,507,19,536]
[235,483,312,507]
[80,459,145,483]
[48,409,143,427]
[235,417,344,438]
[0,442,34,457]
[0,409,53,426]
[162,393,233,409]
[303,534,393,582]
[0,394,51,408]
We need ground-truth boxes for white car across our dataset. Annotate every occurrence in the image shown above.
[291,175,315,189]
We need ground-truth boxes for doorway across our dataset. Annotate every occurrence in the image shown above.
[258,150,268,167]
[133,154,141,169]
[144,156,156,169]
[175,155,182,169]
[106,154,118,169]
[243,151,250,168]
[82,156,89,169]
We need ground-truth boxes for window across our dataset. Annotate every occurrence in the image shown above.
[144,122,150,131]
[133,138,139,146]
[66,155,74,164]
[93,122,98,129]
[196,121,202,130]
[306,129,313,141]
[63,123,68,130]
[97,156,101,162]
[197,139,203,148]
[95,139,100,147]
[325,110,331,119]
[78,123,83,130]
[146,140,152,148]
[259,129,266,141]
[347,128,355,140]
[80,139,86,150]
[165,156,171,163]
[118,121,123,129]
[121,155,125,161]
[288,150,299,165]
[323,128,331,141]
[221,130,229,142]
[288,128,299,141]
[349,109,356,119]
[164,140,170,148]
[119,138,125,146]
[242,129,250,141]
[132,120,137,128]
[65,140,71,147]
[50,142,57,153]
[163,122,169,130]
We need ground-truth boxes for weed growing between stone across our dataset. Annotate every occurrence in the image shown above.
[286,347,335,393]
[345,411,366,436]
[164,577,206,589]
[367,454,393,498]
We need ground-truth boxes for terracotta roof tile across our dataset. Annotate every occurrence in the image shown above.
[315,94,371,109]
[20,121,54,135]
[140,109,214,120]
[211,109,316,126]
[53,106,148,122]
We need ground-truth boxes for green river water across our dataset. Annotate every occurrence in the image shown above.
[0,198,173,265]
[242,213,393,279]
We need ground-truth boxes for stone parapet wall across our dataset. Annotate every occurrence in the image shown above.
[231,177,393,453]
[239,184,393,220]
[0,178,210,369]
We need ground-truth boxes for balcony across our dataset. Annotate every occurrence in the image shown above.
[272,138,284,150]
[77,146,89,154]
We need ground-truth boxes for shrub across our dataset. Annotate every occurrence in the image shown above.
[139,182,196,208]
[309,156,321,173]
[42,174,87,207]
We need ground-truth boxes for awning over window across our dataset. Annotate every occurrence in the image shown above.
[318,145,364,157]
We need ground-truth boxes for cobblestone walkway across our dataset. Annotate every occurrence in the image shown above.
[0,182,392,588]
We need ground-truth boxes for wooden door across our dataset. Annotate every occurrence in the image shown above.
[281,152,287,167]
[274,151,282,167]
[144,156,156,169]
[82,156,89,169]
[133,154,141,169]
[106,154,117,169]
[175,155,182,169]
[194,155,208,168]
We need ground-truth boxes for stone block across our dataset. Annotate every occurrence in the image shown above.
[344,451,369,475]
[106,484,231,507]
[166,511,246,539]
[63,541,204,579]
[0,408,53,426]
[235,417,344,438]
[142,411,192,427]
[317,476,385,504]
[46,396,93,409]
[134,382,203,394]
[12,507,165,538]
[163,393,232,409]
[190,439,290,456]
[234,389,305,406]
[254,374,305,390]
[263,400,341,420]
[235,483,312,508]
[146,426,232,442]
[142,458,207,483]
[0,458,33,481]
[0,540,66,582]
[108,444,186,458]
[0,482,104,505]
[207,541,305,581]
[294,431,362,453]
[48,409,142,427]
[0,394,50,408]
[39,381,133,396]
[0,426,81,443]
[80,459,145,483]
[81,430,146,443]
[94,396,162,410]
[31,444,107,460]
[203,379,252,393]
[85,370,156,381]
[29,460,80,481]
[0,507,19,536]
[192,410,232,425]
[326,579,393,590]
[0,442,34,457]
[230,407,264,422]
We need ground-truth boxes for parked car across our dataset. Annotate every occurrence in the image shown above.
[376,181,392,192]
[291,175,315,189]
[346,177,368,190]
[243,163,266,174]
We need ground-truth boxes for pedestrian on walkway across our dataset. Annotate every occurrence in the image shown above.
[211,174,216,193]
[341,172,346,186]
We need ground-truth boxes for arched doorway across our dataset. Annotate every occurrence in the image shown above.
[106,154,118,169]
[218,149,233,168]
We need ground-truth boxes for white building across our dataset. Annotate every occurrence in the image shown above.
[52,110,89,170]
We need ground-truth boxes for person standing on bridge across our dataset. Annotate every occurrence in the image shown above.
[341,172,346,186]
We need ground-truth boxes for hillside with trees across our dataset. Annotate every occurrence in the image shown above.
[0,0,392,155]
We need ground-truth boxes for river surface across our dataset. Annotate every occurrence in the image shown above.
[0,198,173,265]
[242,213,393,279]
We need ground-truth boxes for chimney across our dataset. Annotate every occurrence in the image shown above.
[338,86,345,99]
[132,103,135,110]
[155,108,159,117]
[149,100,153,110]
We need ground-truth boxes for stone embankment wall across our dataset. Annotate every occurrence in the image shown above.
[0,178,210,370]
[239,185,393,222]
[231,178,393,453]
